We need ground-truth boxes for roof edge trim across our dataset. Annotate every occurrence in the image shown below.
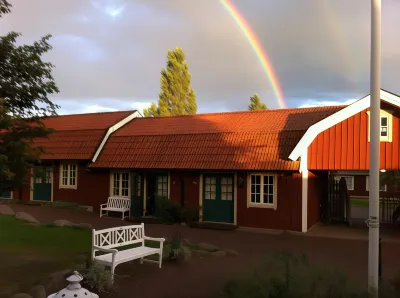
[92,111,141,162]
[288,89,400,161]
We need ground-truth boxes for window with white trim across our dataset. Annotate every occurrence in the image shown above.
[60,164,77,189]
[333,176,354,191]
[367,110,393,142]
[366,176,387,192]
[380,116,388,138]
[112,172,130,197]
[248,174,276,208]
[157,175,168,198]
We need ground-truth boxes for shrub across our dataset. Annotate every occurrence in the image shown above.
[180,205,201,224]
[163,233,191,262]
[76,259,113,293]
[220,251,371,298]
[51,201,86,210]
[155,197,181,224]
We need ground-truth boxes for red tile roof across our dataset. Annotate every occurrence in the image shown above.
[35,110,135,160]
[90,106,345,170]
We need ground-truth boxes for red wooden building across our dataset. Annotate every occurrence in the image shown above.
[5,110,139,206]
[3,89,400,232]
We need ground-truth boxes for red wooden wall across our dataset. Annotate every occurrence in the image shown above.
[308,103,400,170]
[52,163,110,212]
[169,172,200,207]
[237,172,302,231]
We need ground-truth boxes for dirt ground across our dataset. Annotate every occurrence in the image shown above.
[7,204,400,298]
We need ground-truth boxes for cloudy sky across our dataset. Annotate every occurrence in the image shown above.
[1,0,399,114]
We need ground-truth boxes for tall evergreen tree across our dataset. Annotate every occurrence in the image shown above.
[0,0,59,194]
[143,47,197,117]
[248,94,268,111]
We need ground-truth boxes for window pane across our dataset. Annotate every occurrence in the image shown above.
[255,184,260,194]
[381,117,388,126]
[269,176,273,184]
[254,193,260,203]
[113,173,120,196]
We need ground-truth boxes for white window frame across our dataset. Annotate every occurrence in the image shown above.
[247,173,277,209]
[366,176,387,192]
[367,110,393,142]
[110,171,131,198]
[59,163,78,189]
[333,175,354,191]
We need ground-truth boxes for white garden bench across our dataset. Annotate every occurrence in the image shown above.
[92,223,165,281]
[100,196,131,219]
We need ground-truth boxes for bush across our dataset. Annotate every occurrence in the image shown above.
[220,251,371,298]
[180,205,201,224]
[155,197,182,224]
[163,233,191,262]
[76,259,113,294]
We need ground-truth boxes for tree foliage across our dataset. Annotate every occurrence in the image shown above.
[248,94,267,111]
[0,0,59,194]
[143,47,197,117]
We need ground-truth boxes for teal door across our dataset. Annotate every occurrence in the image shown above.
[0,190,11,199]
[203,175,234,223]
[33,167,52,201]
[130,173,143,217]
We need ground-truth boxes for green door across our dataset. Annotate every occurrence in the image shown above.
[154,174,169,217]
[203,175,234,223]
[0,190,11,199]
[33,167,52,201]
[130,173,143,217]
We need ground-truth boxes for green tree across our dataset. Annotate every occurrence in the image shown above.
[143,47,197,117]
[0,0,59,194]
[248,94,268,111]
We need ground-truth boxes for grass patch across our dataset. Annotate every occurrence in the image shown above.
[0,215,91,297]
[351,198,383,208]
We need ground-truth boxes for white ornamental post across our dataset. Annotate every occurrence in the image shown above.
[47,271,99,298]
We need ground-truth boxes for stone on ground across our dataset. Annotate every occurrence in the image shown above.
[191,249,213,257]
[197,242,219,251]
[29,285,46,298]
[10,294,33,298]
[211,250,227,257]
[0,204,14,215]
[225,249,239,257]
[74,222,92,229]
[53,220,74,227]
[40,269,72,294]
[15,212,40,224]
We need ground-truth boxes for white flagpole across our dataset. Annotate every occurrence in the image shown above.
[368,0,381,296]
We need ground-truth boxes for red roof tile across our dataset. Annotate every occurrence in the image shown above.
[41,110,134,131]
[91,106,344,170]
[35,110,135,160]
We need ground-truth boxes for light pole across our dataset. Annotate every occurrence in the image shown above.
[368,0,381,296]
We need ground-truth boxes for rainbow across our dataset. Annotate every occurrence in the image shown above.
[220,0,286,109]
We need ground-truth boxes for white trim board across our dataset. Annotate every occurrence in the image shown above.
[289,90,400,162]
[92,111,141,162]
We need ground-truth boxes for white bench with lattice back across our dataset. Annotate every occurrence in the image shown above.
[100,196,131,219]
[92,224,165,281]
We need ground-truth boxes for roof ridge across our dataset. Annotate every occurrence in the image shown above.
[44,110,136,119]
[114,129,309,138]
[135,105,346,120]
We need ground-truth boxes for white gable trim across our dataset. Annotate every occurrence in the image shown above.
[288,90,400,162]
[92,111,141,162]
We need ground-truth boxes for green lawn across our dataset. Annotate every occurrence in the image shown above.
[0,215,92,297]
[351,198,382,207]
[0,214,163,297]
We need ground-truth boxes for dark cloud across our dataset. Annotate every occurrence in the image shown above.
[1,0,399,114]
